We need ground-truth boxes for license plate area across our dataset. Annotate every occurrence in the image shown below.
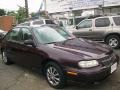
[111,62,117,73]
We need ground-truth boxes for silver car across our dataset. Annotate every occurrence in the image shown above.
[73,15,120,49]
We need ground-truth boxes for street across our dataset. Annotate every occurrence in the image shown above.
[0,49,120,90]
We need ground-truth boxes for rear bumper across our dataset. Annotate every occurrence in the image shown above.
[65,55,119,83]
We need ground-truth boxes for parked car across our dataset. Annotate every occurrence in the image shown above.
[1,25,119,89]
[73,15,120,49]
[18,19,56,26]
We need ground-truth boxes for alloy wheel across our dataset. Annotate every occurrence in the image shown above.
[109,38,118,48]
[46,66,60,86]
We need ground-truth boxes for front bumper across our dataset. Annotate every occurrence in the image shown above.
[65,55,119,83]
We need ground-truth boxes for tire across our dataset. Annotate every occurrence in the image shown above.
[44,62,66,89]
[2,51,13,65]
[106,35,120,49]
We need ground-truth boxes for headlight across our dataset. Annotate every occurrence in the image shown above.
[78,60,99,68]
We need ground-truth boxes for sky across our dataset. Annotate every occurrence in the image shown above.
[0,0,43,13]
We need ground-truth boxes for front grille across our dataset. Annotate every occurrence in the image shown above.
[100,53,115,66]
[106,50,113,56]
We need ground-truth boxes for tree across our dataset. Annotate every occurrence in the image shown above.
[7,11,16,16]
[0,9,6,16]
[16,7,26,23]
[30,12,36,17]
[40,11,49,18]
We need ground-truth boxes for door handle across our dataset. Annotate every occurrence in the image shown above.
[89,29,92,31]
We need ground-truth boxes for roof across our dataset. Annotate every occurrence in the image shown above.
[16,24,59,28]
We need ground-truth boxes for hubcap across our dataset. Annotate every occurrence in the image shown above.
[2,52,8,63]
[47,66,60,86]
[109,38,118,48]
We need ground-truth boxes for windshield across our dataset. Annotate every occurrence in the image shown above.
[33,26,71,44]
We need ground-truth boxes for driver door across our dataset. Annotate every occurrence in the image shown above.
[73,19,93,39]
[15,27,43,67]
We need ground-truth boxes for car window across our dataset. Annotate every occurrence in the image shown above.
[33,20,44,25]
[21,28,32,41]
[95,18,110,27]
[20,23,30,26]
[113,17,120,26]
[78,20,92,29]
[45,20,55,24]
[5,28,21,42]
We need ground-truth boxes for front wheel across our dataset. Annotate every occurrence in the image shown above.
[106,35,120,49]
[2,51,12,65]
[45,62,66,89]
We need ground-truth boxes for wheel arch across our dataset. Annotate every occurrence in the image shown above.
[104,33,120,42]
[41,58,63,74]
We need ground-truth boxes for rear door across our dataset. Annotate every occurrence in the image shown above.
[2,28,21,62]
[112,16,120,32]
[73,19,93,39]
[92,17,111,41]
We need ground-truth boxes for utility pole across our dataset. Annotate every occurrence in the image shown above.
[25,0,29,18]
[102,0,104,15]
[44,0,46,11]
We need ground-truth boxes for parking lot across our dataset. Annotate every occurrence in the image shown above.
[0,49,120,90]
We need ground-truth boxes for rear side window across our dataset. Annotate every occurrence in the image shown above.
[45,20,55,24]
[95,18,110,27]
[21,28,32,41]
[6,28,21,41]
[33,20,44,25]
[113,17,120,26]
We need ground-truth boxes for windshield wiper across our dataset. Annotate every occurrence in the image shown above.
[45,42,58,44]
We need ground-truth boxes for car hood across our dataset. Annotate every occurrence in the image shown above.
[52,38,112,60]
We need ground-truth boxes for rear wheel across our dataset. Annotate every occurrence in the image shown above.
[45,62,66,89]
[106,35,120,49]
[2,51,12,65]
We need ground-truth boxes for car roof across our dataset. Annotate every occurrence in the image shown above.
[16,24,59,28]
[87,15,120,19]
[26,19,53,22]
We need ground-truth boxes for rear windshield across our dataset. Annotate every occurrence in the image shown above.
[33,20,44,25]
[19,23,30,26]
[45,20,55,24]
[113,17,120,26]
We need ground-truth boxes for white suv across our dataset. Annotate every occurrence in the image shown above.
[19,19,56,26]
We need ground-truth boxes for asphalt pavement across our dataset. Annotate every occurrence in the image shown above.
[0,49,120,90]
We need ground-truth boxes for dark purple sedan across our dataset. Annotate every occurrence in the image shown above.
[1,25,119,89]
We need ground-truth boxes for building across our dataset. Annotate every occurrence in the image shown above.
[46,0,120,18]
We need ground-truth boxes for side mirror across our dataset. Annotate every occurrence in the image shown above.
[24,40,35,47]
[76,26,79,29]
